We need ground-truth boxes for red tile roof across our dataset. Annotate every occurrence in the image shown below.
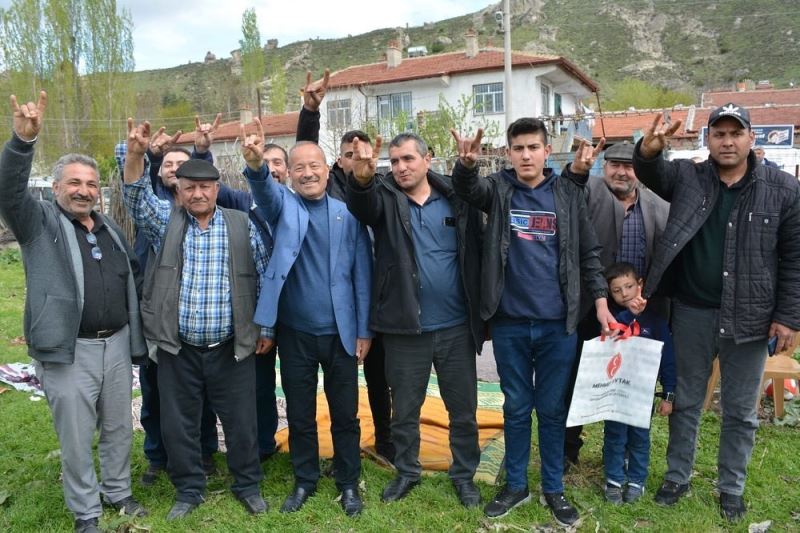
[702,88,800,107]
[176,111,299,144]
[592,105,800,141]
[326,49,598,92]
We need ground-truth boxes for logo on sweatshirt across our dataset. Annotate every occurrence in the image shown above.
[607,352,622,379]
[509,210,557,241]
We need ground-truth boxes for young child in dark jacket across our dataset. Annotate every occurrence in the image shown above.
[603,262,676,504]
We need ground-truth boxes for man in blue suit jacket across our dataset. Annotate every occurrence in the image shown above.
[242,119,372,518]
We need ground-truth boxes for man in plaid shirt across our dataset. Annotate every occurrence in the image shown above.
[122,119,271,521]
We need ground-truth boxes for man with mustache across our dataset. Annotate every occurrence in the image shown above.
[242,119,372,516]
[560,140,669,493]
[123,119,271,520]
[633,104,800,522]
[347,132,485,509]
[0,91,148,533]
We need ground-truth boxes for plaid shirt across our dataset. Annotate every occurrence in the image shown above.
[123,174,271,343]
[617,197,647,279]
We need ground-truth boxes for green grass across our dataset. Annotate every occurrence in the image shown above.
[1,248,799,531]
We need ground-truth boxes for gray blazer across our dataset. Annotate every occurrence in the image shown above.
[581,175,670,318]
[0,134,147,363]
[585,175,669,273]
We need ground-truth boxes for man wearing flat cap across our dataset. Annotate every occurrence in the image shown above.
[633,103,800,521]
[560,139,670,497]
[122,120,272,520]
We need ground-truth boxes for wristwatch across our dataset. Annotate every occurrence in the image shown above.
[662,392,675,403]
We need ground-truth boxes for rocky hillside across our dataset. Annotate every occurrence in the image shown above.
[133,0,800,122]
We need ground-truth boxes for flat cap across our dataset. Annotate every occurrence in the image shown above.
[175,159,220,180]
[604,141,634,163]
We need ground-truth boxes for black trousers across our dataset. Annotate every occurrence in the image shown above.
[255,346,278,456]
[383,323,480,482]
[277,325,361,491]
[363,335,392,446]
[158,341,262,504]
[564,312,600,462]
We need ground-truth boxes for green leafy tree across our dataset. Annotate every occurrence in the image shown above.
[418,95,501,158]
[269,57,286,114]
[239,8,265,109]
[602,78,694,111]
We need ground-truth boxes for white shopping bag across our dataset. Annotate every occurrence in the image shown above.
[566,331,663,429]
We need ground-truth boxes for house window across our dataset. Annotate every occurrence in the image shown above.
[473,82,504,115]
[327,99,351,131]
[377,92,413,137]
[541,84,551,116]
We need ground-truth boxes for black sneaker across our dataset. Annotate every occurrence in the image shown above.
[140,463,164,487]
[540,493,579,527]
[654,480,690,506]
[623,483,645,503]
[484,485,530,518]
[719,492,746,522]
[74,517,100,533]
[604,483,623,505]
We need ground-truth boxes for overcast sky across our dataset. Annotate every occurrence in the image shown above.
[6,0,493,71]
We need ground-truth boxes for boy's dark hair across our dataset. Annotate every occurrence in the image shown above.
[506,117,549,147]
[605,262,638,284]
[163,146,191,158]
[263,143,288,164]
[340,129,371,146]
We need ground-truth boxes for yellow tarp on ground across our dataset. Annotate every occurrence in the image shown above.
[275,388,504,472]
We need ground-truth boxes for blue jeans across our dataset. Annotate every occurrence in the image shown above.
[603,421,650,485]
[491,318,577,494]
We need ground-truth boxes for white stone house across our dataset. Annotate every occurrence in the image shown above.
[318,34,599,160]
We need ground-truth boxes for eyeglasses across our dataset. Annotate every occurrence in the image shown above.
[85,232,102,261]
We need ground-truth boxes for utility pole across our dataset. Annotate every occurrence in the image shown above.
[503,0,512,129]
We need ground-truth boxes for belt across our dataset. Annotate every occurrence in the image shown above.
[184,337,233,352]
[77,328,120,339]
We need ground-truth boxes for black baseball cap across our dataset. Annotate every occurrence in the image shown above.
[175,159,220,180]
[708,103,751,129]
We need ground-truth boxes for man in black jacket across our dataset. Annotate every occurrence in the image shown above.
[633,104,800,522]
[295,70,395,462]
[451,119,612,527]
[347,132,484,508]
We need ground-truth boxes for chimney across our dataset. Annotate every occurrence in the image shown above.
[465,30,479,58]
[387,41,402,68]
[240,107,253,125]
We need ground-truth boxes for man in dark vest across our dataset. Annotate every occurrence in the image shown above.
[122,119,271,520]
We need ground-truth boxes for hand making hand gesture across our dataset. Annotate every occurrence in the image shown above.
[148,126,182,157]
[10,91,47,142]
[450,127,484,169]
[351,135,383,184]
[240,118,266,171]
[570,136,605,175]
[639,113,683,159]
[302,69,330,112]
[194,113,222,153]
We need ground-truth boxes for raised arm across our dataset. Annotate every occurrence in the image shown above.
[0,91,47,245]
[296,69,330,143]
[346,136,385,226]
[122,119,171,247]
[560,137,605,187]
[241,118,283,227]
[632,113,684,201]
